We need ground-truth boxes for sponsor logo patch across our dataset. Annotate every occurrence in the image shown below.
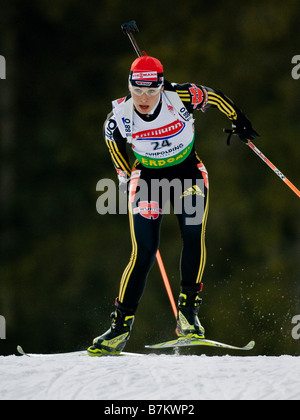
[180,185,205,199]
[132,71,158,81]
[189,84,205,110]
[133,120,185,142]
[133,201,162,220]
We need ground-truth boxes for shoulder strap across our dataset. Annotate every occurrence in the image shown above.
[123,97,134,144]
[163,80,194,123]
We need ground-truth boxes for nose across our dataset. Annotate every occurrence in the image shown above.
[140,93,148,101]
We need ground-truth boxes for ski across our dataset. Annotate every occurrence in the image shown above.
[145,337,255,351]
[17,338,255,358]
[17,345,87,358]
[16,345,143,358]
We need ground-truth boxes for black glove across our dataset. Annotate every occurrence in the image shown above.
[224,121,259,145]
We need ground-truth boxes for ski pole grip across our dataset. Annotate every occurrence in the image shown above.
[121,20,139,35]
[121,20,142,57]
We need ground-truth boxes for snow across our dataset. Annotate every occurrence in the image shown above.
[0,353,300,400]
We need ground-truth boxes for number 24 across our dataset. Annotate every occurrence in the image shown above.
[151,140,172,150]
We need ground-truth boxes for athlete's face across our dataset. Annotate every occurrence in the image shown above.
[130,86,164,114]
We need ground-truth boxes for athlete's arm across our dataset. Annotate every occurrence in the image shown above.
[170,81,259,142]
[103,112,132,182]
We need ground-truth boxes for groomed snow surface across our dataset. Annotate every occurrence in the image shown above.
[0,353,300,400]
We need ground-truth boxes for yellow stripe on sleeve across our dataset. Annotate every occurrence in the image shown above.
[207,92,237,121]
[105,138,131,177]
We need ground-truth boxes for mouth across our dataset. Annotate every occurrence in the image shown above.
[138,105,150,112]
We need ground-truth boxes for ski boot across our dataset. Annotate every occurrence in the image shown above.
[87,308,135,356]
[176,291,205,338]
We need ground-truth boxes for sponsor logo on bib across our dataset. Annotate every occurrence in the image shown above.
[133,120,185,142]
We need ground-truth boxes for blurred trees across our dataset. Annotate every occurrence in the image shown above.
[0,0,299,356]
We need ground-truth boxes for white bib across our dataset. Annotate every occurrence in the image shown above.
[113,92,195,168]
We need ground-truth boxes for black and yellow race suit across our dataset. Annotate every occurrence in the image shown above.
[103,81,256,314]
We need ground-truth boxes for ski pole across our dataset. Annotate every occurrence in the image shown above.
[247,141,300,198]
[156,250,178,318]
[121,20,142,58]
[122,20,178,318]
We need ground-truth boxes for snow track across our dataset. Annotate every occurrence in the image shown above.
[0,354,300,400]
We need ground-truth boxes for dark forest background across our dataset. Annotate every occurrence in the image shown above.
[1,0,300,356]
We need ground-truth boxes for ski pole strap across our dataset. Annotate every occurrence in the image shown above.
[224,128,235,145]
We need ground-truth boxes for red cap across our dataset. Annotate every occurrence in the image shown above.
[129,53,164,88]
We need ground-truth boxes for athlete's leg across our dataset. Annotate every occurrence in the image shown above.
[175,162,209,292]
[118,167,163,313]
[174,161,209,337]
[88,167,163,355]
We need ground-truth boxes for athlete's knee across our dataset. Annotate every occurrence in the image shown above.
[137,240,158,265]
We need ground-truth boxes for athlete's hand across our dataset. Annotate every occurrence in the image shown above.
[224,122,260,145]
[119,181,129,194]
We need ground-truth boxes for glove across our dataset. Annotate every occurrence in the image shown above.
[117,172,130,194]
[224,121,260,145]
